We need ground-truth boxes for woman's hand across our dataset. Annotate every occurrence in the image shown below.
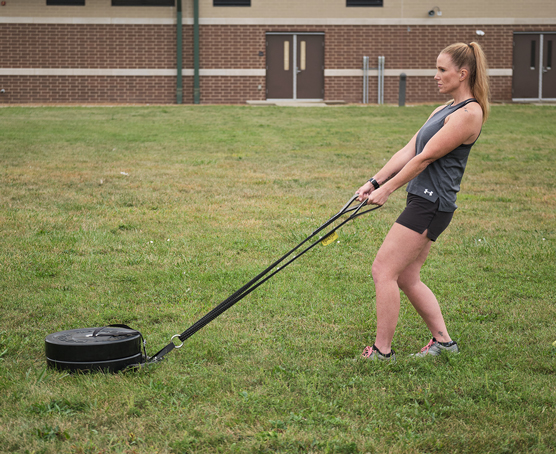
[356,181,392,206]
[356,181,374,203]
[367,187,391,206]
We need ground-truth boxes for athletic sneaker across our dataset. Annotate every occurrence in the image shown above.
[361,345,396,362]
[412,338,459,357]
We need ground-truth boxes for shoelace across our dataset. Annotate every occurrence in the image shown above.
[361,346,375,358]
[420,338,436,353]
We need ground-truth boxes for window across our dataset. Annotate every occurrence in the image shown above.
[214,0,251,6]
[112,0,175,6]
[47,0,85,5]
[346,0,383,6]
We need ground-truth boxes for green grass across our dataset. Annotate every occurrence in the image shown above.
[1,104,555,454]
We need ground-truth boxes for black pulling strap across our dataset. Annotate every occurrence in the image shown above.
[148,195,379,364]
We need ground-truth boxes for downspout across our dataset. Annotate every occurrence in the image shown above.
[193,0,200,104]
[176,0,183,104]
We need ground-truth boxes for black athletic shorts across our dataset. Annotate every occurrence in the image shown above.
[395,193,454,241]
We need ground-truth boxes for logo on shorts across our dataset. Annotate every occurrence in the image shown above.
[424,189,434,196]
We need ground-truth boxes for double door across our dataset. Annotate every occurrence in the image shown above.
[266,33,324,101]
[513,33,555,101]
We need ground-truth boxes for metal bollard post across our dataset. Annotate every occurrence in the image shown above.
[362,56,369,104]
[398,73,407,107]
[377,56,385,105]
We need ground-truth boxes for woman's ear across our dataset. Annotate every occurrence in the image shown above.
[459,69,469,82]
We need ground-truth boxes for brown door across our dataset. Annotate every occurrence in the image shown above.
[513,33,556,100]
[266,34,294,99]
[266,33,324,100]
[513,34,540,99]
[541,36,555,99]
[296,35,324,99]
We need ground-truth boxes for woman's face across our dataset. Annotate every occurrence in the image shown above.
[435,52,465,94]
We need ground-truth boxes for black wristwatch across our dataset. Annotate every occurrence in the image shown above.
[368,177,380,190]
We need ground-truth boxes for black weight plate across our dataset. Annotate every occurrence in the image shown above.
[45,327,142,363]
[47,352,143,373]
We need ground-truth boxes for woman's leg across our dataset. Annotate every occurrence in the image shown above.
[371,223,432,354]
[397,240,452,344]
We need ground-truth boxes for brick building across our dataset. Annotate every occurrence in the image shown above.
[0,0,555,104]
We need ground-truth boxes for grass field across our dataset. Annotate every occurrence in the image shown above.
[1,104,555,453]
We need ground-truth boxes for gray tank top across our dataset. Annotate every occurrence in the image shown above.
[407,98,479,212]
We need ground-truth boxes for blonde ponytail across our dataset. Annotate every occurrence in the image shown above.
[442,42,490,123]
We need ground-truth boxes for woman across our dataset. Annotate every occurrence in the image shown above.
[356,42,490,361]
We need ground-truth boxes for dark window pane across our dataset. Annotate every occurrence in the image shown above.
[47,0,85,5]
[214,0,251,6]
[346,0,383,6]
[112,0,175,6]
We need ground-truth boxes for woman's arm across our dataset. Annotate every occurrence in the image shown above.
[367,106,482,206]
[356,131,419,202]
[356,106,447,203]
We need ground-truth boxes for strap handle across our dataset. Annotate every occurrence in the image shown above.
[92,324,148,369]
[92,324,141,337]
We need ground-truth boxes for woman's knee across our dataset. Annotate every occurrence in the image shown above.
[371,258,395,285]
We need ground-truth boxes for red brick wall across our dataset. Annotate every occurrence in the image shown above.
[325,73,513,105]
[199,25,266,69]
[199,76,265,104]
[195,22,554,104]
[0,75,178,104]
[326,77,364,104]
[197,22,554,73]
[0,22,554,104]
[0,24,176,69]
[200,24,515,70]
